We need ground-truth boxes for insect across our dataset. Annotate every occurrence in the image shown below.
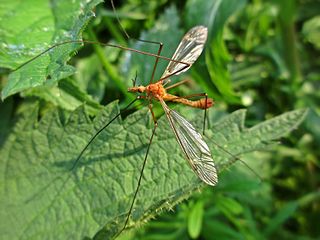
[70,25,218,238]
[127,26,217,186]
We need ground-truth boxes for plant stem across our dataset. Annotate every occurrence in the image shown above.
[278,0,302,87]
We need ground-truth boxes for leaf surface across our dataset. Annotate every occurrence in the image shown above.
[0,101,307,239]
[0,0,103,99]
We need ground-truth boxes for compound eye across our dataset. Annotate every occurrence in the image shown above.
[136,86,145,93]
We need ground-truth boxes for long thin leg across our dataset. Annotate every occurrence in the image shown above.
[164,91,262,181]
[110,0,161,46]
[13,41,188,75]
[14,2,190,76]
[149,43,163,84]
[203,94,209,136]
[210,138,263,182]
[110,0,130,40]
[114,104,158,238]
[26,98,142,236]
[165,79,190,90]
[185,92,209,136]
[71,97,139,171]
[168,92,260,181]
[165,92,261,180]
[110,0,192,85]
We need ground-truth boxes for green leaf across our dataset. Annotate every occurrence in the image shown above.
[0,101,307,239]
[207,109,308,168]
[0,0,103,100]
[215,196,244,215]
[188,201,204,239]
[203,220,244,240]
[74,51,112,103]
[263,201,299,236]
[302,15,320,50]
[22,78,103,115]
[0,98,14,145]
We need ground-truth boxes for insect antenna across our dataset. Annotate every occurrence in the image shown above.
[132,71,138,87]
[110,0,164,84]
[110,0,161,46]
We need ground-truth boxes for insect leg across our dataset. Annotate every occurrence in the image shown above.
[115,102,158,238]
[210,138,263,182]
[203,93,209,136]
[165,92,212,136]
[165,79,191,90]
[71,97,139,171]
[181,93,210,136]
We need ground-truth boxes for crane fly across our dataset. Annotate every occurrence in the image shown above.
[127,26,217,186]
[67,25,218,238]
[104,25,218,238]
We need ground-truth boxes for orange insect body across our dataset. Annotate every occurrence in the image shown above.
[128,80,214,109]
[165,93,214,109]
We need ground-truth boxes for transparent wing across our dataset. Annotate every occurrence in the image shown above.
[160,100,218,186]
[161,25,208,79]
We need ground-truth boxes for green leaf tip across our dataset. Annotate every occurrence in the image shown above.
[0,102,307,239]
[208,108,308,169]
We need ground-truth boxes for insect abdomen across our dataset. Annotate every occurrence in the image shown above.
[164,94,214,109]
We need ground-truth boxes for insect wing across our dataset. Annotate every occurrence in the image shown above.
[161,25,208,79]
[160,100,218,186]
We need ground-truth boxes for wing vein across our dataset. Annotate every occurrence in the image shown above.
[161,26,208,79]
[160,100,218,186]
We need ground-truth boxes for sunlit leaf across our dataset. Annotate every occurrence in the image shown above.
[0,100,307,239]
[0,0,103,100]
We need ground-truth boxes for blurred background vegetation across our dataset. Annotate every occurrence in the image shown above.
[1,0,319,239]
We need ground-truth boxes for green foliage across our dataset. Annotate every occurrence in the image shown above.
[302,16,320,50]
[0,0,318,239]
[187,201,204,239]
[0,100,306,239]
[0,0,103,99]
